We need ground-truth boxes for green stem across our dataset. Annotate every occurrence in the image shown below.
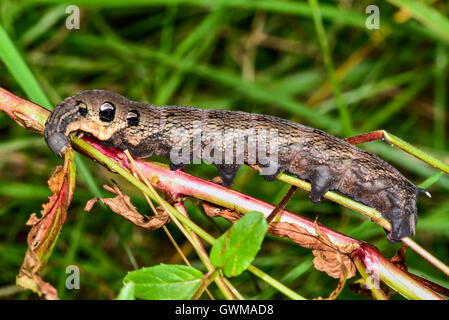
[191,269,221,300]
[382,130,449,175]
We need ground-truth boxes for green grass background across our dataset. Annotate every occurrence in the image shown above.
[0,0,448,299]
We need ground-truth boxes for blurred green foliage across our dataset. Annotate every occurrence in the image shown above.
[0,0,448,299]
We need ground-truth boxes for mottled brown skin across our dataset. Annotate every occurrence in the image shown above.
[44,90,423,242]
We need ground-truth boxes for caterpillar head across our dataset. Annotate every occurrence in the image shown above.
[44,90,132,156]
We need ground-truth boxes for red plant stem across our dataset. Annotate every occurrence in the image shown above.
[352,243,444,300]
[344,130,385,145]
[0,87,48,134]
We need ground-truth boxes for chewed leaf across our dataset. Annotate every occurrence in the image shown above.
[123,264,203,300]
[16,149,76,300]
[210,211,268,277]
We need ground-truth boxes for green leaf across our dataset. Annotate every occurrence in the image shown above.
[419,172,444,190]
[0,25,52,108]
[123,264,203,300]
[210,211,268,277]
[116,282,135,300]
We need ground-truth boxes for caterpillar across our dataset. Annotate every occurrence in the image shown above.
[44,90,427,242]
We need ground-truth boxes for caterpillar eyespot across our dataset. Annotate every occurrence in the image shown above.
[127,110,139,126]
[44,89,425,242]
[99,102,115,122]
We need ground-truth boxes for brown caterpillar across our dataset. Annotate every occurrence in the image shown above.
[44,90,427,242]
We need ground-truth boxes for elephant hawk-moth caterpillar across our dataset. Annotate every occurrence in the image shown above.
[44,90,427,242]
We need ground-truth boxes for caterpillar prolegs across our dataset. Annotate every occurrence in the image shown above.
[44,90,427,242]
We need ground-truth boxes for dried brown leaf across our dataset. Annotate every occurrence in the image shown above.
[84,197,99,212]
[86,183,169,230]
[48,165,65,193]
[316,265,348,300]
[390,244,407,272]
[268,221,358,279]
[312,248,355,279]
[211,176,224,185]
[26,213,40,226]
[202,201,241,222]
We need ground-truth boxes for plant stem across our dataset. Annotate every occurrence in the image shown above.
[266,185,297,223]
[191,269,221,300]
[353,243,444,300]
